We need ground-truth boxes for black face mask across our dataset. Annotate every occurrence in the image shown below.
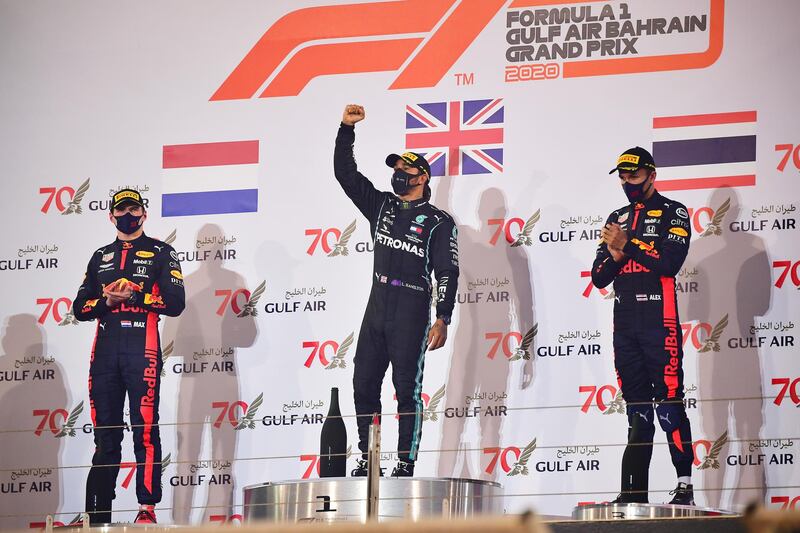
[623,174,653,203]
[114,212,143,234]
[391,169,421,196]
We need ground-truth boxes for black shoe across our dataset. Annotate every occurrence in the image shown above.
[87,511,111,526]
[391,460,415,477]
[668,482,695,505]
[610,492,648,504]
[351,458,385,477]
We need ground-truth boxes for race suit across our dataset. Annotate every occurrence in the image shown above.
[73,234,184,522]
[335,123,459,462]
[591,191,694,498]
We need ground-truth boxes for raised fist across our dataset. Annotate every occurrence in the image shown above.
[342,104,365,126]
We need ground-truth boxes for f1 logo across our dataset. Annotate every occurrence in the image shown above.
[211,0,505,99]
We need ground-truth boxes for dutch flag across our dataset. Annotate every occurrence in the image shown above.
[161,140,259,217]
[651,111,757,192]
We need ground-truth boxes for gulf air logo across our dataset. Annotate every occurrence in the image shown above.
[211,0,506,100]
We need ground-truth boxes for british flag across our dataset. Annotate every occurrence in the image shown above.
[405,99,504,176]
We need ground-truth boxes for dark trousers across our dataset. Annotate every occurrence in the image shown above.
[86,327,162,522]
[353,292,430,462]
[614,327,694,497]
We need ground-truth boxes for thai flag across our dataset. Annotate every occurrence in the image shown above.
[651,111,757,191]
[405,99,504,176]
[162,140,259,216]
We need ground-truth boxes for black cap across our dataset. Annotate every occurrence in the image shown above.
[386,151,431,177]
[110,188,145,211]
[609,146,656,174]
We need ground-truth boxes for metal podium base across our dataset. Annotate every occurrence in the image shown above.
[572,503,736,520]
[243,477,504,523]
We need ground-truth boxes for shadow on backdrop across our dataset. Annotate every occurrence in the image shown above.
[162,224,257,524]
[682,187,770,509]
[434,180,535,480]
[0,314,69,529]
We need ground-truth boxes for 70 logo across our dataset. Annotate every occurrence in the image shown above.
[488,218,526,245]
[300,455,322,479]
[36,297,75,325]
[772,378,800,406]
[485,332,524,359]
[488,211,540,247]
[305,221,355,256]
[581,271,613,299]
[484,325,536,361]
[215,289,252,316]
[302,333,353,369]
[33,403,83,437]
[303,340,340,368]
[771,495,800,510]
[215,281,265,317]
[39,179,90,214]
[579,385,623,414]
[120,453,171,489]
[483,446,521,475]
[775,143,800,172]
[681,322,711,349]
[211,394,263,429]
[773,260,800,288]
[306,228,343,255]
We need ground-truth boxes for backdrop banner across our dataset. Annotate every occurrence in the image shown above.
[1,0,798,527]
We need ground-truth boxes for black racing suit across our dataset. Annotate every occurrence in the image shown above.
[335,123,459,463]
[73,233,185,522]
[591,191,694,499]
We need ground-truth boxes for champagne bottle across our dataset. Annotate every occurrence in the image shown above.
[319,387,347,477]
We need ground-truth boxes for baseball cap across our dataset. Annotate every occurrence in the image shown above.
[110,188,145,211]
[609,146,656,174]
[386,151,431,177]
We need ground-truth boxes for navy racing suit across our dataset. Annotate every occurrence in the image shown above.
[591,191,694,499]
[73,233,185,522]
[334,123,459,463]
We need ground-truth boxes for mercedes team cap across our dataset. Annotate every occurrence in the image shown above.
[110,188,145,211]
[609,146,657,174]
[386,151,432,177]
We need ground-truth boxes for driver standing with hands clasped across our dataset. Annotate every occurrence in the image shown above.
[73,188,185,524]
[334,104,459,477]
[592,147,696,506]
